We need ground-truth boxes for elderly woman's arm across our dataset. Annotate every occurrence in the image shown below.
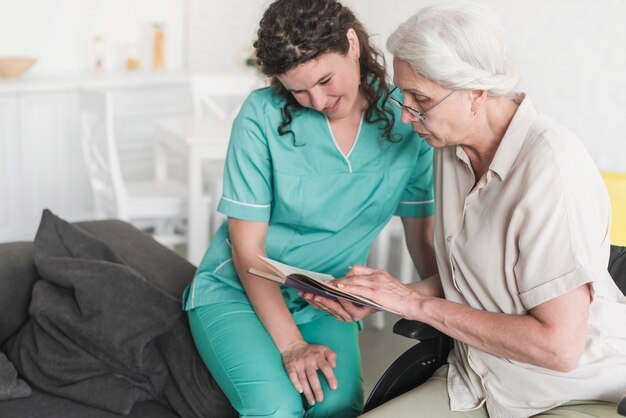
[338,272,591,372]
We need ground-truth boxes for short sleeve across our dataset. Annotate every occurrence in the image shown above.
[513,130,609,309]
[395,139,435,218]
[217,93,273,222]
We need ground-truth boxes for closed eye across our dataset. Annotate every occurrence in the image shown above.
[412,93,430,104]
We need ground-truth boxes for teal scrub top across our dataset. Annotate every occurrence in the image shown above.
[183,86,434,325]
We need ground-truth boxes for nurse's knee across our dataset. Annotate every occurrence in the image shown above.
[307,382,363,418]
[239,390,303,418]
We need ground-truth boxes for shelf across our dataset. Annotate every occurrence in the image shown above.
[0,70,191,94]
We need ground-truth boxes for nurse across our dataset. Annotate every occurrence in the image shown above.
[183,0,436,417]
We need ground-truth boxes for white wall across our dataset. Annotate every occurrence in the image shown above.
[0,0,185,73]
[1,0,624,169]
[188,0,626,171]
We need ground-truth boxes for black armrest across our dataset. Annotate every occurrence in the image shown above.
[619,396,626,416]
[393,319,444,341]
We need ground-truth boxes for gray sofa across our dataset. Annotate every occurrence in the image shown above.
[0,214,235,418]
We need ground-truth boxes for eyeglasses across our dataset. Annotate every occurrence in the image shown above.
[387,87,455,121]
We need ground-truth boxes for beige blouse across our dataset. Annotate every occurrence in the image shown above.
[433,94,626,418]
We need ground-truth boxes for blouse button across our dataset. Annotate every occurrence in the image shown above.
[446,235,452,242]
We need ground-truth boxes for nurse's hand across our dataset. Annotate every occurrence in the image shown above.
[299,288,376,322]
[280,340,337,406]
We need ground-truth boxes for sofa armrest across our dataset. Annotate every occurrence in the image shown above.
[393,319,444,341]
[75,219,197,301]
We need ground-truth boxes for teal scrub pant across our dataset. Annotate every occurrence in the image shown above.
[188,302,364,418]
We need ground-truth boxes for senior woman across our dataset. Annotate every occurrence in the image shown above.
[300,2,626,417]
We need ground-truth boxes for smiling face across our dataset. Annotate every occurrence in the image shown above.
[392,57,475,148]
[277,29,363,120]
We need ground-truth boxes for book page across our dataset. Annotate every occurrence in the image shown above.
[258,256,335,282]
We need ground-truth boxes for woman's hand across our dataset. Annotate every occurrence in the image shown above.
[335,265,423,318]
[280,340,337,406]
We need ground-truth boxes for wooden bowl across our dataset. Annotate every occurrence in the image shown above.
[0,57,37,78]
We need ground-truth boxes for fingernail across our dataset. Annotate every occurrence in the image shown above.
[337,284,344,288]
[309,399,316,406]
[331,383,338,390]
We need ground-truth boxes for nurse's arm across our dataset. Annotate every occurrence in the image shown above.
[228,217,337,404]
[401,216,438,279]
[228,217,306,352]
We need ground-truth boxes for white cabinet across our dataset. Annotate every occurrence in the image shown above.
[0,73,192,242]
[18,92,89,235]
[0,95,20,240]
[0,91,89,241]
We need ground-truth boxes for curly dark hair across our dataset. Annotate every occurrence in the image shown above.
[253,0,397,144]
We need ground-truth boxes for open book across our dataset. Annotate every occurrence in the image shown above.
[248,256,399,315]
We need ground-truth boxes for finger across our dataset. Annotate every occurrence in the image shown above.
[297,369,316,406]
[326,348,337,369]
[287,369,304,395]
[318,360,338,391]
[306,364,324,403]
[336,282,378,300]
[307,298,332,314]
[300,291,321,306]
[337,298,375,320]
[313,296,353,321]
[338,274,385,289]
[347,264,376,276]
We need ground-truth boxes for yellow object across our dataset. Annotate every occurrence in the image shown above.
[153,23,165,70]
[126,57,141,70]
[601,171,626,246]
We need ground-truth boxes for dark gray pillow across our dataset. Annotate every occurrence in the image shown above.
[5,210,235,417]
[0,353,31,401]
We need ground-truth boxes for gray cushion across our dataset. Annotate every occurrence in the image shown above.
[74,219,197,299]
[0,352,31,400]
[3,211,235,417]
[0,388,178,418]
[0,242,38,346]
[0,218,196,347]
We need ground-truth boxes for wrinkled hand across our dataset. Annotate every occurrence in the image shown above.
[281,340,338,406]
[333,265,419,318]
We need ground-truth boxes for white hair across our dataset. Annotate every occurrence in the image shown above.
[386,1,519,96]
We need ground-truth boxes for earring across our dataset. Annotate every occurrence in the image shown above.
[472,111,478,117]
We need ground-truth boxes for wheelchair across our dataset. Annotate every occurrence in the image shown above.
[363,245,626,416]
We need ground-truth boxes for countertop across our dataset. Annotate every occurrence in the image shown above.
[0,70,191,94]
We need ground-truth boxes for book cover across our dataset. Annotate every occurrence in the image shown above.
[248,256,399,315]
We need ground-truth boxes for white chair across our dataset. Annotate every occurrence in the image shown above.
[190,74,261,120]
[191,73,263,236]
[154,73,264,263]
[79,88,188,249]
